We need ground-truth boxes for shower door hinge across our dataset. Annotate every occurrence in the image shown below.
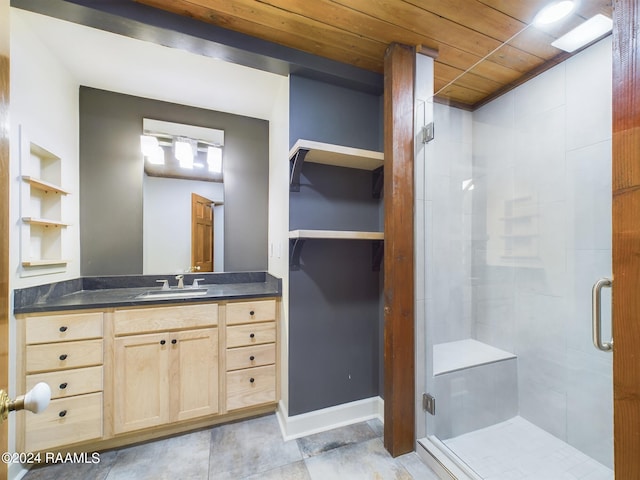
[421,122,435,144]
[423,393,436,415]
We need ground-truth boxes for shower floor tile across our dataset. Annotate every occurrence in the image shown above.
[443,416,613,480]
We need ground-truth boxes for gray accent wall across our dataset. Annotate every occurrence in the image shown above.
[289,75,383,151]
[288,76,384,415]
[79,87,268,275]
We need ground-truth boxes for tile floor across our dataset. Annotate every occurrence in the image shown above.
[23,414,441,480]
[443,416,613,480]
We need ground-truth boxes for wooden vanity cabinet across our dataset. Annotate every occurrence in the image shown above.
[17,311,104,452]
[16,296,279,452]
[112,304,219,434]
[225,299,278,411]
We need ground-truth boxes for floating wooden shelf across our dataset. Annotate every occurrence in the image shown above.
[289,229,384,240]
[22,259,70,267]
[289,140,383,170]
[289,139,384,193]
[289,230,384,271]
[22,176,70,195]
[22,217,70,228]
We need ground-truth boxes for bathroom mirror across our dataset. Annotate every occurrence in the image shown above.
[79,86,269,277]
[141,119,226,274]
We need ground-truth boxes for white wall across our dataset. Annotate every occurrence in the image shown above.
[143,176,224,274]
[9,11,80,479]
[10,12,81,284]
[268,80,290,412]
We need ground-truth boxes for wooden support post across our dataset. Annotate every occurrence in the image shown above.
[383,42,415,457]
[612,0,640,477]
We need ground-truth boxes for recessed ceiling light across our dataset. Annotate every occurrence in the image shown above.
[551,14,613,52]
[534,1,575,26]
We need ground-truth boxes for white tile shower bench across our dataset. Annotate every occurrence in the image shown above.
[433,339,516,376]
[431,339,518,439]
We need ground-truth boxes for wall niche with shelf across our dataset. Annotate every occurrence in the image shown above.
[20,131,71,274]
[287,75,384,417]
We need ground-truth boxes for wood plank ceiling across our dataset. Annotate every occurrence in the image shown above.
[135,0,612,109]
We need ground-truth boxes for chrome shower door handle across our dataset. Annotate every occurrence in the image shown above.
[592,277,613,352]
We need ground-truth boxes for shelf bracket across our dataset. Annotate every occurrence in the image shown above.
[372,240,384,272]
[372,166,384,199]
[289,148,309,192]
[289,238,306,270]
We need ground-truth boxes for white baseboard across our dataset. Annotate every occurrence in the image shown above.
[276,396,384,441]
[9,462,28,480]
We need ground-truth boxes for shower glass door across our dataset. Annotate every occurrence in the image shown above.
[419,36,613,479]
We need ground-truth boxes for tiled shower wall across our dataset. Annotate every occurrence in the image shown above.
[425,37,613,468]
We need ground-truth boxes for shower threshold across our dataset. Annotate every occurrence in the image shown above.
[419,416,612,480]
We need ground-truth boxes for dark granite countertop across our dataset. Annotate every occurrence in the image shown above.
[14,272,282,314]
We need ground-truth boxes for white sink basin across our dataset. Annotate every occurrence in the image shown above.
[136,288,209,299]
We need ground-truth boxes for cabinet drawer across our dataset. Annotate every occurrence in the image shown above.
[226,322,276,348]
[26,339,103,373]
[25,312,103,345]
[26,366,103,399]
[114,304,218,335]
[226,299,276,325]
[226,365,276,411]
[24,392,103,452]
[226,344,276,371]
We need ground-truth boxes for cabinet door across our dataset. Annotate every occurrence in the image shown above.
[114,332,170,434]
[171,328,219,422]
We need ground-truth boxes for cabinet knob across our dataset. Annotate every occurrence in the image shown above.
[249,333,255,339]
[59,326,68,332]
[171,339,177,345]
[249,310,255,316]
[249,355,255,361]
[59,354,67,361]
[249,378,255,384]
[160,340,166,345]
[59,383,68,390]
[58,410,67,418]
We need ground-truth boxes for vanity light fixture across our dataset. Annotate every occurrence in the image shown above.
[207,145,223,174]
[142,119,224,179]
[533,1,575,26]
[551,14,613,52]
[140,134,158,156]
[147,146,165,165]
[174,138,194,169]
[140,135,165,165]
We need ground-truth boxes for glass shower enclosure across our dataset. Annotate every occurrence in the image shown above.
[417,36,613,479]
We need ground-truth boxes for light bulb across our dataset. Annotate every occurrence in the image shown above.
[140,135,159,156]
[533,1,575,26]
[175,140,193,169]
[207,146,222,173]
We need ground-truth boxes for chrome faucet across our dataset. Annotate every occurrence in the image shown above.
[175,274,185,289]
